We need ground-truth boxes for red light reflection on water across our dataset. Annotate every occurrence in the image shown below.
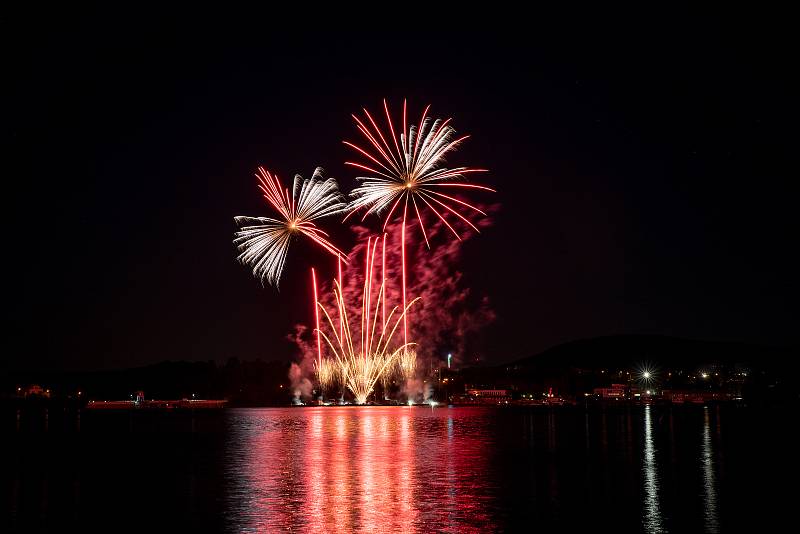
[226,407,492,532]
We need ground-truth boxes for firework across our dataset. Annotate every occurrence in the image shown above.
[234,167,347,287]
[316,238,418,405]
[396,349,417,381]
[379,371,392,400]
[314,357,339,394]
[344,99,493,245]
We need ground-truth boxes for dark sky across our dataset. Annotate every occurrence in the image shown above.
[7,8,797,371]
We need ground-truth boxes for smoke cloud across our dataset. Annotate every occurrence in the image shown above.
[288,362,313,403]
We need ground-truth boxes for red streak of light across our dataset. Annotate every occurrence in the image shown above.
[256,167,291,220]
[411,195,430,249]
[367,237,386,351]
[362,237,370,359]
[420,191,481,233]
[412,105,431,166]
[418,194,462,241]
[428,182,495,191]
[350,120,399,178]
[302,229,347,261]
[350,117,395,170]
[381,233,386,332]
[338,256,343,342]
[343,159,395,180]
[381,195,404,233]
[366,237,379,355]
[402,99,407,154]
[383,99,402,162]
[401,198,408,347]
[312,268,321,370]
[342,140,397,179]
[363,107,401,171]
[425,190,488,215]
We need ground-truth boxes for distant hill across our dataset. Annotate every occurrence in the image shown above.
[453,335,799,399]
[509,335,798,371]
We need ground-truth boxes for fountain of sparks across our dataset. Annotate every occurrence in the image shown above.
[315,236,418,405]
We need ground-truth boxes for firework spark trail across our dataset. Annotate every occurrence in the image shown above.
[402,201,407,346]
[315,239,418,404]
[312,268,321,370]
[234,167,347,287]
[397,349,417,381]
[314,357,338,395]
[381,233,386,330]
[337,256,344,342]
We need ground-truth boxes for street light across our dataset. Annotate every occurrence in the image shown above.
[637,365,657,385]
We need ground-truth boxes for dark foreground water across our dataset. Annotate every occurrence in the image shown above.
[3,405,795,532]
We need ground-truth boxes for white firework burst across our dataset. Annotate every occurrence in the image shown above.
[344,99,492,245]
[234,166,346,287]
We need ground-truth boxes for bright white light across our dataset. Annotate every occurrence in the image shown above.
[345,100,491,247]
[234,167,348,287]
[643,371,651,379]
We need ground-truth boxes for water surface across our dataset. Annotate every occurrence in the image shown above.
[4,405,794,532]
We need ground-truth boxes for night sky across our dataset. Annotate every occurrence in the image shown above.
[8,8,797,371]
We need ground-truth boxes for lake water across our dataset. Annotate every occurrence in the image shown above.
[3,405,794,532]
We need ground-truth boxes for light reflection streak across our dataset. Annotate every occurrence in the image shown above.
[357,413,374,530]
[642,405,665,533]
[307,412,324,529]
[397,414,416,528]
[331,414,352,531]
[702,407,719,533]
[546,412,559,509]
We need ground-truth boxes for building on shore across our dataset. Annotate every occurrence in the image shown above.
[661,390,731,404]
[86,391,226,410]
[19,385,51,399]
[451,386,512,405]
[593,383,629,400]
